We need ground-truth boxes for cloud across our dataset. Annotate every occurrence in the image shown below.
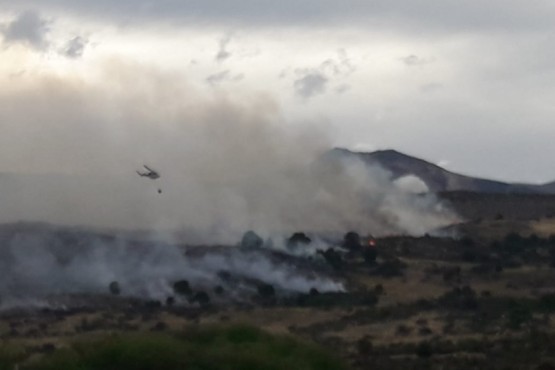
[401,54,433,66]
[62,36,88,58]
[215,34,232,63]
[335,84,350,94]
[321,49,356,76]
[291,49,355,100]
[419,83,443,94]
[206,70,244,86]
[293,71,328,99]
[0,10,50,50]
[3,1,555,34]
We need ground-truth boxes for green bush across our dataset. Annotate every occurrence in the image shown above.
[24,325,347,370]
[0,343,26,370]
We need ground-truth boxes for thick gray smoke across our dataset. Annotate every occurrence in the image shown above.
[0,61,457,242]
[0,224,342,309]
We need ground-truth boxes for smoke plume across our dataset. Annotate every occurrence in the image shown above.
[0,223,342,308]
[0,60,457,242]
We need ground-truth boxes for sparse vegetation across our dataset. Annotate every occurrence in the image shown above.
[5,198,555,370]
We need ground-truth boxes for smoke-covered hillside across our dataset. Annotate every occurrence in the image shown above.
[0,222,343,310]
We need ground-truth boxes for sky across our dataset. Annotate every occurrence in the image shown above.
[1,1,555,183]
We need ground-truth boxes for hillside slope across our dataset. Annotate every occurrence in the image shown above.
[328,148,552,194]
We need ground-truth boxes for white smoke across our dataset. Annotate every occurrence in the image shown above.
[0,224,342,309]
[394,175,430,193]
[0,60,458,243]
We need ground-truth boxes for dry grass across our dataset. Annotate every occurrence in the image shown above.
[531,218,555,236]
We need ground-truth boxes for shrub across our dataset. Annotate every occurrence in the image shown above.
[319,248,343,271]
[343,231,361,251]
[415,341,433,358]
[309,288,320,296]
[356,336,373,356]
[257,284,276,299]
[373,258,406,277]
[287,232,312,250]
[507,304,533,330]
[461,237,475,247]
[396,324,412,337]
[109,281,121,296]
[0,343,26,370]
[241,231,264,249]
[172,280,192,296]
[192,291,211,306]
[363,248,378,265]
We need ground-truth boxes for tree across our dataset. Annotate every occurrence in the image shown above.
[363,248,378,264]
[287,232,312,250]
[319,248,343,271]
[257,283,276,299]
[193,291,211,306]
[241,231,263,249]
[343,231,361,251]
[109,281,121,296]
[173,280,192,296]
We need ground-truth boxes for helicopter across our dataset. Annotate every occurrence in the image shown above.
[136,165,160,180]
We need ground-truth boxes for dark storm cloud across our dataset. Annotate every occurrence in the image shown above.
[3,1,555,33]
[0,10,49,49]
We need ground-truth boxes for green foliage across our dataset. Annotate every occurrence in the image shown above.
[23,325,347,370]
[0,343,26,370]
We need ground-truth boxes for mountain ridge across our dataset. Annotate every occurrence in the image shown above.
[329,148,555,194]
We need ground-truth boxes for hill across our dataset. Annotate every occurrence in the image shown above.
[328,148,553,194]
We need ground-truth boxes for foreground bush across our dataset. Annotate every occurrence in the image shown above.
[22,325,347,370]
